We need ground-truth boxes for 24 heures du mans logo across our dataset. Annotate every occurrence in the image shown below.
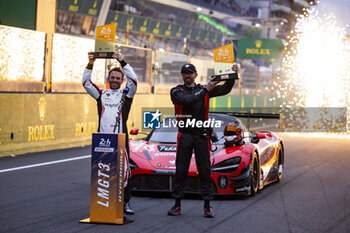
[94,138,114,152]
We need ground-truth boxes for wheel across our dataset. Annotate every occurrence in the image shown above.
[250,152,260,196]
[276,147,284,182]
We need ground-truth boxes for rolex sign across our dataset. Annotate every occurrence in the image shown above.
[237,38,283,60]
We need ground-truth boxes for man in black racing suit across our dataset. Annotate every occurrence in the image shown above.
[82,51,137,215]
[167,63,239,218]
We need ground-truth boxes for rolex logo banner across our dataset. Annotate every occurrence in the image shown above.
[80,133,125,224]
[237,38,283,60]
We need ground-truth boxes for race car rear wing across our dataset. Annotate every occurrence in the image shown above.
[220,112,280,119]
[212,112,280,129]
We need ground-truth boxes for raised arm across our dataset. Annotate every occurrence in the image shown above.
[208,79,235,98]
[113,52,137,99]
[82,51,101,99]
[208,64,239,98]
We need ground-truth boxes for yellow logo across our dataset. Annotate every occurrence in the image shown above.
[69,0,79,12]
[76,122,98,136]
[27,96,55,141]
[28,125,55,141]
[246,40,271,55]
[96,23,116,43]
[213,43,235,63]
[255,40,262,48]
[38,96,46,122]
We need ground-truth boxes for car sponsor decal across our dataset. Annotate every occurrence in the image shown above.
[165,160,176,169]
[154,152,176,157]
[157,145,176,152]
[142,150,152,161]
[131,142,156,152]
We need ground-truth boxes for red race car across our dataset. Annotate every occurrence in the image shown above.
[129,113,284,196]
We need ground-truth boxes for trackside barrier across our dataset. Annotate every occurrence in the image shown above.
[0,93,281,157]
[80,133,132,224]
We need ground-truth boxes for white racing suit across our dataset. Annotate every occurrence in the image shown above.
[82,61,137,201]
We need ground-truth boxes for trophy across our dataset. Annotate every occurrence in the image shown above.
[93,23,117,59]
[212,43,240,81]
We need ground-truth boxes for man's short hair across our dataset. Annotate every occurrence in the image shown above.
[108,66,124,79]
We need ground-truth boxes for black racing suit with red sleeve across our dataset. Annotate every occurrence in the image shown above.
[170,79,235,200]
[82,60,137,203]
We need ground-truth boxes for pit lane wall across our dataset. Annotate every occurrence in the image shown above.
[0,93,98,157]
[0,93,173,157]
[0,93,278,157]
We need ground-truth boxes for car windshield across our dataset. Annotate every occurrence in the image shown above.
[147,114,246,144]
[147,118,178,143]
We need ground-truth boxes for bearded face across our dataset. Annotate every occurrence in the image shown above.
[108,70,123,89]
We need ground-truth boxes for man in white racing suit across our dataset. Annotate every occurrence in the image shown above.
[82,51,137,215]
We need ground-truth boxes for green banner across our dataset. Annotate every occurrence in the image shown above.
[198,13,236,37]
[0,0,37,30]
[106,11,222,44]
[237,38,283,60]
[57,0,102,16]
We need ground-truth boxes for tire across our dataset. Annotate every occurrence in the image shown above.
[276,147,284,182]
[250,152,260,196]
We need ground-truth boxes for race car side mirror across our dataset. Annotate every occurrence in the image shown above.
[130,128,139,135]
[251,132,266,144]
[251,135,259,144]
[256,132,266,139]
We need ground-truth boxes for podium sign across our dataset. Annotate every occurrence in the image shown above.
[80,133,126,224]
[93,23,116,58]
[213,43,239,81]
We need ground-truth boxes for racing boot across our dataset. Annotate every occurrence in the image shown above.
[124,202,135,215]
[203,207,214,218]
[167,205,182,216]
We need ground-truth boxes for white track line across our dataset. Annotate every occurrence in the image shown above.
[0,155,91,173]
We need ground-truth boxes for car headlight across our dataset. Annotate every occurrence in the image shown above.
[212,157,241,173]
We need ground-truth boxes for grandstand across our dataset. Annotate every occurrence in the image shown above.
[0,0,317,156]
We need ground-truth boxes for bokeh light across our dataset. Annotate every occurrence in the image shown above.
[0,25,45,81]
[52,33,105,86]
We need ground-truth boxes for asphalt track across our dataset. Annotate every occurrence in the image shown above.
[1,134,350,233]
